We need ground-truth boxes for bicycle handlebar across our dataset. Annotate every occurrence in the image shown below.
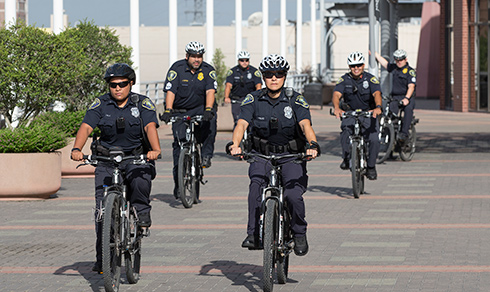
[231,151,311,162]
[80,153,160,167]
[329,108,373,119]
[169,115,204,124]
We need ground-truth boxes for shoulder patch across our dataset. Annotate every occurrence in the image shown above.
[167,70,178,81]
[209,70,217,80]
[88,98,101,110]
[409,69,416,77]
[241,94,254,106]
[370,76,380,84]
[295,95,310,109]
[226,69,233,77]
[336,77,344,84]
[142,98,156,111]
[254,70,262,78]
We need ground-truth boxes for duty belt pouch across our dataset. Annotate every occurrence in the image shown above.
[252,136,270,155]
[288,139,306,153]
[90,135,110,157]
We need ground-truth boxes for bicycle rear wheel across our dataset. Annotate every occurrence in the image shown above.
[399,124,417,161]
[263,199,277,292]
[377,120,395,164]
[276,205,291,284]
[178,147,197,208]
[102,192,122,292]
[125,211,141,284]
[351,141,362,199]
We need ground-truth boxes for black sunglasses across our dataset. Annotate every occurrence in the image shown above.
[239,59,249,62]
[349,64,363,69]
[109,81,130,89]
[263,71,286,79]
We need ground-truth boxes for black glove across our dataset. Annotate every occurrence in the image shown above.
[225,141,234,155]
[203,107,215,121]
[159,108,173,123]
[307,141,321,156]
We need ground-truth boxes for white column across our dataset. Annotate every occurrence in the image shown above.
[169,0,178,65]
[5,0,16,28]
[53,0,63,34]
[235,0,242,57]
[206,0,214,63]
[130,0,141,93]
[262,0,268,57]
[310,0,316,77]
[280,0,286,57]
[296,0,302,72]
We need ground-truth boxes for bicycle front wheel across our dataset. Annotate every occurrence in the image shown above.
[276,205,291,284]
[125,211,141,284]
[351,141,362,199]
[399,124,417,161]
[263,199,278,292]
[193,149,201,204]
[178,147,197,208]
[377,121,395,164]
[102,192,122,292]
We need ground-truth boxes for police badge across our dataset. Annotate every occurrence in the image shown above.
[363,80,369,89]
[131,107,140,118]
[247,72,252,79]
[284,106,293,119]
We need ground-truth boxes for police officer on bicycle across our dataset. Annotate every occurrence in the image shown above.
[71,63,161,273]
[332,51,382,180]
[159,41,218,199]
[228,54,320,256]
[224,50,262,126]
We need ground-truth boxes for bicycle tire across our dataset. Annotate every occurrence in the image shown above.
[351,141,362,199]
[399,123,416,161]
[102,192,122,292]
[125,211,141,284]
[263,199,277,292]
[193,149,201,204]
[178,147,196,208]
[276,205,291,284]
[376,121,395,164]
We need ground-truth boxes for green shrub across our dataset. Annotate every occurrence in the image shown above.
[0,123,68,153]
[30,110,100,138]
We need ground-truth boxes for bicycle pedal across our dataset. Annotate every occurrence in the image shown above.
[142,228,150,237]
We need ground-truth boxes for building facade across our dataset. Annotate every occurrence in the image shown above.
[0,0,28,27]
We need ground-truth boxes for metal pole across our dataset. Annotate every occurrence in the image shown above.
[379,0,390,93]
[280,0,286,57]
[320,0,327,81]
[130,0,141,93]
[311,0,317,78]
[235,0,242,56]
[5,0,16,28]
[296,0,303,72]
[53,0,63,34]
[262,0,269,57]
[368,0,379,76]
[169,0,178,65]
[206,0,214,63]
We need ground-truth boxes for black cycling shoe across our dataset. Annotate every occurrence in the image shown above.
[398,133,408,143]
[340,159,349,170]
[173,187,180,200]
[366,167,377,180]
[202,156,212,168]
[242,234,262,250]
[138,212,152,227]
[293,235,309,256]
[92,261,102,274]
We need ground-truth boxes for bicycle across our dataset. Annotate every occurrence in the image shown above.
[79,150,155,292]
[228,150,309,292]
[331,109,372,199]
[377,95,419,163]
[169,115,206,208]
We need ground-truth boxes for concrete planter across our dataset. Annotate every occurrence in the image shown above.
[60,138,94,176]
[0,152,62,200]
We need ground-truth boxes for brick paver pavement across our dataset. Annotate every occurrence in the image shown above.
[1,101,490,291]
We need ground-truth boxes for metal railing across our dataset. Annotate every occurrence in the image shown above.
[139,81,166,105]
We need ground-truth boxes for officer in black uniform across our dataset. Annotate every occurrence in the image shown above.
[71,63,161,273]
[224,50,262,126]
[160,41,218,199]
[374,49,416,141]
[228,54,320,256]
[332,51,382,180]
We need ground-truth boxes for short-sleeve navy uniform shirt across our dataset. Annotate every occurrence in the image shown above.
[387,63,416,96]
[83,93,159,152]
[239,89,311,146]
[334,72,382,110]
[163,59,217,110]
[225,65,262,98]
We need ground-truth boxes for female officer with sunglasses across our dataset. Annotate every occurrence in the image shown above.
[228,54,320,256]
[71,63,161,273]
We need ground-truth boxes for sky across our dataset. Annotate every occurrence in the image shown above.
[28,0,317,28]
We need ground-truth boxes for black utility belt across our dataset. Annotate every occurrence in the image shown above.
[251,136,305,155]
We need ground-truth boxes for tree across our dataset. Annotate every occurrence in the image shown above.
[211,48,228,104]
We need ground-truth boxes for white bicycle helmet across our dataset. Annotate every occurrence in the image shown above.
[259,54,290,72]
[185,41,206,54]
[393,49,407,60]
[237,50,250,60]
[347,51,365,66]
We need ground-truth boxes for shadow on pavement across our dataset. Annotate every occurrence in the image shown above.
[54,261,102,292]
[308,185,359,199]
[199,260,262,291]
[151,193,187,209]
